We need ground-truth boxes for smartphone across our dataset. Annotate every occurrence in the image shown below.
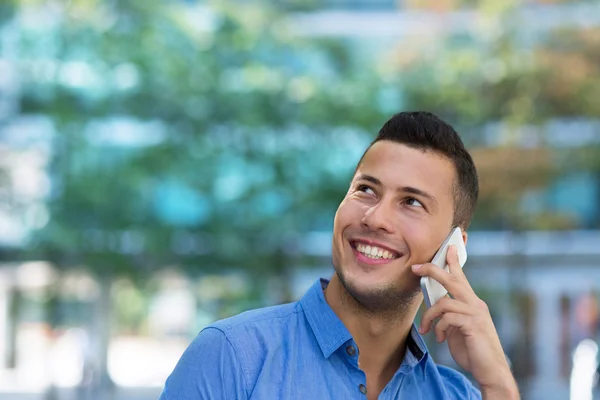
[420,227,468,308]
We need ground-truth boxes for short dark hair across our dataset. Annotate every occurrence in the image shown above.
[356,111,479,229]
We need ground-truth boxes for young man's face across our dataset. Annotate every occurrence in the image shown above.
[331,140,458,311]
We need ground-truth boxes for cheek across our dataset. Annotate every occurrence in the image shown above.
[334,198,363,229]
[399,218,441,261]
[332,202,349,250]
[332,200,355,260]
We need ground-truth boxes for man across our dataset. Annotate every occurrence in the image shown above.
[159,112,520,399]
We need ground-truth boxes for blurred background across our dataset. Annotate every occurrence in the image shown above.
[0,0,599,399]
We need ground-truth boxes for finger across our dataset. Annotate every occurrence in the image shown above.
[446,245,463,276]
[412,261,451,282]
[446,245,470,283]
[419,297,473,334]
[434,312,469,342]
[412,262,466,301]
[446,245,478,301]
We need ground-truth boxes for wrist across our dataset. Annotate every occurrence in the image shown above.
[481,376,520,400]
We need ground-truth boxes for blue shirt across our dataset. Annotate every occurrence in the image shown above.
[159,278,482,399]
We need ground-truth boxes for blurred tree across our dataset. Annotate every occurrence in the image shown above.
[0,0,29,378]
[0,0,16,25]
[10,0,384,394]
[381,0,600,230]
[18,0,384,276]
[535,27,600,118]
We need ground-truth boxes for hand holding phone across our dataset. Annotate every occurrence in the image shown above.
[420,227,467,308]
[413,228,517,396]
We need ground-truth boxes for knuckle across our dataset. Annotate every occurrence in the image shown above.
[422,311,434,324]
[476,299,489,312]
[422,263,434,273]
[438,297,451,308]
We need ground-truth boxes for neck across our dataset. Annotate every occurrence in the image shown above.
[324,274,422,377]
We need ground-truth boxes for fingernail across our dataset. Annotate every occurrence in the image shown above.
[418,325,424,333]
[412,264,423,270]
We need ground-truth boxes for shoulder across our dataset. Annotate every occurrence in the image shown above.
[206,302,309,388]
[161,302,304,399]
[209,301,303,336]
[202,301,306,356]
[435,365,482,400]
[160,324,249,399]
[177,301,303,369]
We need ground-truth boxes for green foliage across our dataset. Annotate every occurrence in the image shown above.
[4,0,600,280]
[11,0,385,281]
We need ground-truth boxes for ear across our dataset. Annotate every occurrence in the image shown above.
[461,229,468,247]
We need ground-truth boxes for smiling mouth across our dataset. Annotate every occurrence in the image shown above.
[350,240,401,260]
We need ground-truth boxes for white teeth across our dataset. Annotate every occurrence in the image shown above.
[354,243,397,260]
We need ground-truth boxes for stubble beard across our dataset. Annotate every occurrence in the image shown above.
[333,259,421,321]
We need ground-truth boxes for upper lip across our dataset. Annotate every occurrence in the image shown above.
[350,238,402,256]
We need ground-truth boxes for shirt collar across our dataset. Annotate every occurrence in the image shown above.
[300,278,353,358]
[403,324,428,368]
[300,278,429,366]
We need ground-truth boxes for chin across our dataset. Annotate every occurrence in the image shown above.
[336,267,420,313]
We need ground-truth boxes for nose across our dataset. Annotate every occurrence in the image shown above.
[361,200,395,233]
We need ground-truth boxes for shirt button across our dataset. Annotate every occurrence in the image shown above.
[346,346,356,356]
[359,384,367,394]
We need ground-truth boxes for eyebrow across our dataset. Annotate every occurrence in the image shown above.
[355,173,438,206]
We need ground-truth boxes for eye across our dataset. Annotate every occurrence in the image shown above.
[356,184,376,196]
[404,197,424,208]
